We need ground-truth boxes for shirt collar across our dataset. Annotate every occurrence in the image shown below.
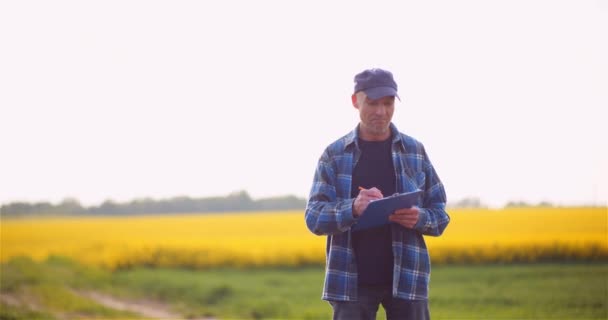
[344,122,402,151]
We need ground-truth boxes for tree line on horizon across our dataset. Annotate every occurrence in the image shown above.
[1,192,573,217]
[0,191,307,217]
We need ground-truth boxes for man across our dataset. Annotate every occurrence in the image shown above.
[305,68,450,320]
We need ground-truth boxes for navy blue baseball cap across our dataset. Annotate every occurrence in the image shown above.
[353,68,400,100]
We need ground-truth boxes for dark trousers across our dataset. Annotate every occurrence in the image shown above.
[329,285,430,320]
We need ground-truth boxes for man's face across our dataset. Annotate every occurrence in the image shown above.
[352,92,395,140]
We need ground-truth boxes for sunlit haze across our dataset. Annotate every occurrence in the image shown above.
[1,1,607,208]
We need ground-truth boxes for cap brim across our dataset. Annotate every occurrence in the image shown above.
[363,87,401,101]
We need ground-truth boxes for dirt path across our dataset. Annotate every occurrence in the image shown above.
[1,292,44,312]
[0,293,25,308]
[2,290,215,320]
[79,291,179,319]
[78,290,215,320]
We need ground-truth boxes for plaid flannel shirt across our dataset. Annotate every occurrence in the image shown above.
[305,123,450,301]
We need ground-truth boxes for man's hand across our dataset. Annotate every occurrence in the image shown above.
[353,187,383,217]
[389,207,420,229]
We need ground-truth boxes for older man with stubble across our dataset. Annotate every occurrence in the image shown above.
[305,68,450,320]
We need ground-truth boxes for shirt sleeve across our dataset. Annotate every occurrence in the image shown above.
[413,146,450,236]
[305,151,357,235]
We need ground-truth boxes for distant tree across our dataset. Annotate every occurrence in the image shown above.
[504,200,555,208]
[226,190,255,211]
[127,197,157,214]
[92,200,120,214]
[505,201,531,208]
[257,195,306,210]
[451,197,485,208]
[1,202,32,215]
[32,202,54,214]
[56,197,84,214]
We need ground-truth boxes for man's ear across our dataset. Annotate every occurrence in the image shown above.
[351,94,359,109]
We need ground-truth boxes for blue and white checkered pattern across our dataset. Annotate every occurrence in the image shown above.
[305,123,450,301]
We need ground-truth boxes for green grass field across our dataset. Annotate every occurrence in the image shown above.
[1,257,606,319]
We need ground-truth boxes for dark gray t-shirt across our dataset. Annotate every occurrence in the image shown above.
[351,137,396,285]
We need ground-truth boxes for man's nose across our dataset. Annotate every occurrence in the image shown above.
[375,106,388,115]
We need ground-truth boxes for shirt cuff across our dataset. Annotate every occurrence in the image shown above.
[413,207,429,233]
[338,199,357,231]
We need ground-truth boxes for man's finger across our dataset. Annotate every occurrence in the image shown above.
[389,215,416,221]
[392,211,417,217]
[395,207,417,213]
[360,187,383,199]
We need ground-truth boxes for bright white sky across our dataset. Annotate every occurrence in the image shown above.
[1,0,607,208]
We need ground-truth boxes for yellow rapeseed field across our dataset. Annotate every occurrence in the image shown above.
[1,207,606,269]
